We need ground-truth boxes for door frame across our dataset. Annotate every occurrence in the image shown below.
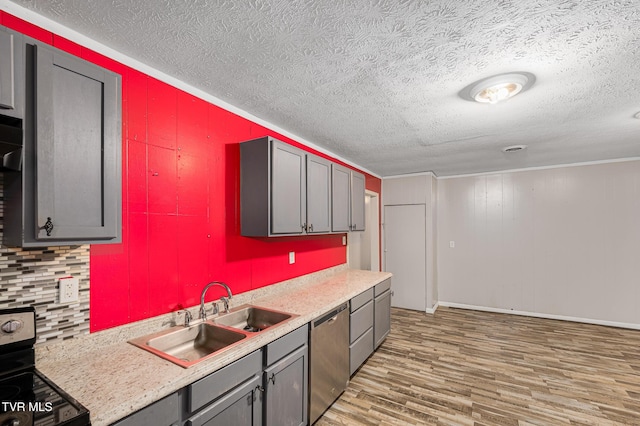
[347,190,380,271]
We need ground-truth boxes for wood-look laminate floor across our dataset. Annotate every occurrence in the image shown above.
[317,307,640,426]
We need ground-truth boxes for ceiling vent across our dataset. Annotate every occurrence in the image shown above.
[502,145,527,153]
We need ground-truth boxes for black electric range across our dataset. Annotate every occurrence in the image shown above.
[0,307,90,426]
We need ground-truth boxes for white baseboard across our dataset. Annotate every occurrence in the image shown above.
[438,302,640,330]
[425,302,439,315]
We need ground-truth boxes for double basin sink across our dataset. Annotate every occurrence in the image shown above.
[129,305,296,368]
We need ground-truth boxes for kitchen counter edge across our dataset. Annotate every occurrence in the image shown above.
[35,267,392,425]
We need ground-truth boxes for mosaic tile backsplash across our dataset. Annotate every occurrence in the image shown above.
[0,176,90,346]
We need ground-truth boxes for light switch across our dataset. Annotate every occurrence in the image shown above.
[449,241,455,248]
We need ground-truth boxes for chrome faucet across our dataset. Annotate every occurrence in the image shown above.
[179,310,193,327]
[199,282,233,320]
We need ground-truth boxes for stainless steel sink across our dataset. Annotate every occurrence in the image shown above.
[213,305,294,332]
[129,322,246,368]
[129,305,297,368]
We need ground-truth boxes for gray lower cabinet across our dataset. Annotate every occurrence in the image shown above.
[185,375,262,426]
[112,392,181,426]
[4,38,122,247]
[240,136,332,237]
[331,164,366,232]
[263,325,308,426]
[184,350,263,426]
[374,279,392,348]
[349,288,374,375]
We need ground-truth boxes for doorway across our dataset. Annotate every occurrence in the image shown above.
[347,190,380,271]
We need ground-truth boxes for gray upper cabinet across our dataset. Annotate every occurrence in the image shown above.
[271,140,306,234]
[0,26,23,119]
[305,154,331,233]
[3,40,122,247]
[331,164,366,232]
[240,136,332,237]
[350,171,365,231]
[331,164,350,232]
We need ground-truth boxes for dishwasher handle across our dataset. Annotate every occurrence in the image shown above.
[311,302,348,329]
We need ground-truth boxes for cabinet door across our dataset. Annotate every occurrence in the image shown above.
[306,154,331,233]
[112,392,180,426]
[271,140,306,234]
[350,171,366,231]
[264,345,308,426]
[0,29,15,110]
[374,290,391,348]
[331,163,350,232]
[185,375,262,426]
[0,26,23,119]
[33,43,121,241]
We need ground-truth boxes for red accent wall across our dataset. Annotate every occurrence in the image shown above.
[2,13,382,331]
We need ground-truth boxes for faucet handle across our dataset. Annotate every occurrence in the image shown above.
[211,301,219,316]
[178,310,192,327]
[220,297,230,313]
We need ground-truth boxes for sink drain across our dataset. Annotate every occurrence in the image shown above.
[243,324,269,332]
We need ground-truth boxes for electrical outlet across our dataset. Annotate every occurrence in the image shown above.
[59,277,79,303]
[342,236,347,246]
[289,251,295,264]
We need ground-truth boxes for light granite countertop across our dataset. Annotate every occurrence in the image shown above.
[35,266,392,425]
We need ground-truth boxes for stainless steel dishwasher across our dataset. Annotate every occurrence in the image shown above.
[309,302,350,424]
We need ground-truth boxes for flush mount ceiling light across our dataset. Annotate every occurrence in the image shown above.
[459,72,536,104]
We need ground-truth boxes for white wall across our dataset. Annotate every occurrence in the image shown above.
[437,160,640,326]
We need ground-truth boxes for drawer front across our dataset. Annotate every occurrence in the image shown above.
[349,327,374,376]
[113,392,180,426]
[350,288,373,312]
[265,324,308,366]
[185,375,261,426]
[188,350,262,413]
[374,279,391,297]
[349,300,373,344]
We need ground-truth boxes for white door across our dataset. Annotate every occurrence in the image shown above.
[384,204,426,311]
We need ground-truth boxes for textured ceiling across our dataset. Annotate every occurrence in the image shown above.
[7,0,640,176]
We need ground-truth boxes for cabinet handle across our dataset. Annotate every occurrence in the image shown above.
[268,373,276,385]
[42,217,54,236]
[255,385,264,393]
[301,223,306,232]
[309,224,313,232]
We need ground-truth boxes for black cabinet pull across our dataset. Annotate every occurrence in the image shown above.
[309,224,313,232]
[42,217,54,236]
[268,373,276,385]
